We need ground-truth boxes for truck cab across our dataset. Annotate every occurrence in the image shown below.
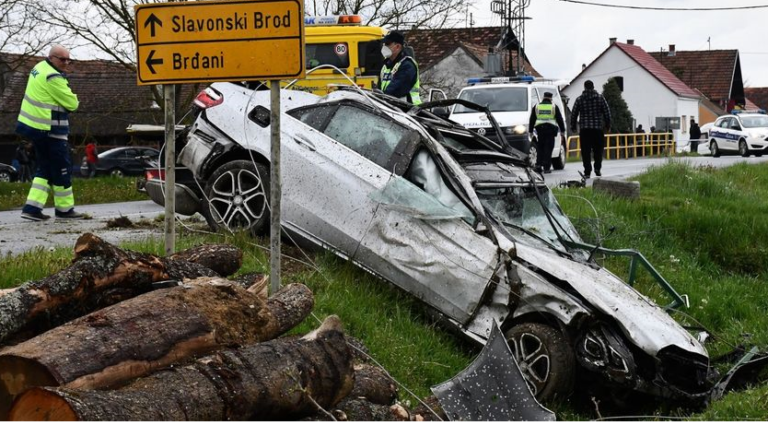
[448,76,569,170]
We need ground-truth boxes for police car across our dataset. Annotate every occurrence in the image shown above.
[708,112,768,157]
[448,76,568,169]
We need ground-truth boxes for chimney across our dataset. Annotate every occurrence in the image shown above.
[627,39,634,45]
[668,44,676,56]
[609,37,617,45]
[582,63,587,70]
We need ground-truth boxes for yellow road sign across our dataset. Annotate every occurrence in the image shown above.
[135,0,304,85]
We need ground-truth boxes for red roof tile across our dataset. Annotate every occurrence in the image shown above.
[648,49,739,105]
[745,87,768,111]
[402,27,539,76]
[613,43,700,98]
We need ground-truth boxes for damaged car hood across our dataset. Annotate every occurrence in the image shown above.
[514,243,707,358]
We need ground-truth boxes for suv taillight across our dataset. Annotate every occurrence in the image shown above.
[193,87,223,109]
[146,169,165,181]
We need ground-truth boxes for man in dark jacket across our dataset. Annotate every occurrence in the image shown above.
[529,92,566,174]
[689,119,702,154]
[570,80,611,178]
[378,31,421,105]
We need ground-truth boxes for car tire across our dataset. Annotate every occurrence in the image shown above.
[0,171,11,182]
[739,139,750,157]
[528,141,538,168]
[710,140,720,157]
[202,159,270,235]
[552,142,566,170]
[110,168,125,177]
[505,322,575,401]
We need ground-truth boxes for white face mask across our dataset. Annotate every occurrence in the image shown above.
[381,45,392,59]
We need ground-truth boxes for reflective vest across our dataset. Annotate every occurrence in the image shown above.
[534,102,557,127]
[17,60,79,140]
[380,56,422,105]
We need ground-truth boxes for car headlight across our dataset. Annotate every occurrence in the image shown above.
[503,125,528,135]
[748,131,767,139]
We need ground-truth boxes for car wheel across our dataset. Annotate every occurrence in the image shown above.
[528,142,538,168]
[506,322,575,401]
[710,140,720,157]
[110,168,125,177]
[0,171,11,182]
[552,142,566,170]
[203,159,270,235]
[739,139,750,157]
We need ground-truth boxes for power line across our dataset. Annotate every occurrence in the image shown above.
[557,0,768,11]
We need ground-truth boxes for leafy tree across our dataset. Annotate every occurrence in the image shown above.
[602,78,634,133]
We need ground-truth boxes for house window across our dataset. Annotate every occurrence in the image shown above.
[682,115,687,133]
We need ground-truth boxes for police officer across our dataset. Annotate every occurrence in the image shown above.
[528,92,566,174]
[17,44,84,221]
[378,31,421,105]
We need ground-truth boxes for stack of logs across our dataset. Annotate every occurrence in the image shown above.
[0,233,442,421]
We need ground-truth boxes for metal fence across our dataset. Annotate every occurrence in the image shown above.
[566,132,676,159]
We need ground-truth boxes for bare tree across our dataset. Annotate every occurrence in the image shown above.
[0,0,58,66]
[312,0,474,29]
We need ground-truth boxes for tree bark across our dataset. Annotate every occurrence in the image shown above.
[0,233,240,345]
[348,363,398,406]
[0,281,313,419]
[9,316,353,421]
[166,243,242,277]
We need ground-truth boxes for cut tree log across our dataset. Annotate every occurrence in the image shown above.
[0,233,241,345]
[9,316,354,421]
[0,281,313,419]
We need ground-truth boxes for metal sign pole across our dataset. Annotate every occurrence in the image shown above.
[163,84,176,255]
[269,80,281,294]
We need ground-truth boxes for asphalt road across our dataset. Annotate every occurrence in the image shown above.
[1,153,767,257]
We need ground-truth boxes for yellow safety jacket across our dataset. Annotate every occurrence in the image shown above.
[380,56,422,105]
[535,102,557,127]
[17,60,79,140]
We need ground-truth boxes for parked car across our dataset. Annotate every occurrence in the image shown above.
[150,83,728,404]
[0,163,19,182]
[80,146,160,177]
[707,112,768,157]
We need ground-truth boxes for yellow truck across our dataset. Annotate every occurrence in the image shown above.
[291,15,386,94]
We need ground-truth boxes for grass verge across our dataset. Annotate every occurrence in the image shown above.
[0,176,147,211]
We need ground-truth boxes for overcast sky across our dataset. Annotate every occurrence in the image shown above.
[468,0,768,88]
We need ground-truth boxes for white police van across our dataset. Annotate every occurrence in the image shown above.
[447,76,568,169]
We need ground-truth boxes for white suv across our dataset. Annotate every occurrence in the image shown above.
[448,77,568,170]
[708,113,768,157]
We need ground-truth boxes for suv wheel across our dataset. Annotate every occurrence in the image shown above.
[552,141,566,170]
[710,140,720,157]
[506,322,575,401]
[0,171,11,182]
[528,141,538,168]
[739,139,750,157]
[203,159,270,235]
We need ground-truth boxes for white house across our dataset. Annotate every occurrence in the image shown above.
[562,39,700,145]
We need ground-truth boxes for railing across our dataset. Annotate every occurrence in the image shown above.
[566,132,676,159]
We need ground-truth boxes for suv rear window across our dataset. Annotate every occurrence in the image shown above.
[306,43,350,70]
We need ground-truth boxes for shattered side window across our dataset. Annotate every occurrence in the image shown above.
[370,176,474,222]
[323,105,409,169]
[288,105,336,131]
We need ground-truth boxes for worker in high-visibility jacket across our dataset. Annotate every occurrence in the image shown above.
[17,44,84,221]
[378,31,421,105]
[528,91,566,174]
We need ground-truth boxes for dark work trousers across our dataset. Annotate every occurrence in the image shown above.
[535,124,558,171]
[580,128,605,175]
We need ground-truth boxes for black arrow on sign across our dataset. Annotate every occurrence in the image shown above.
[144,13,162,37]
[146,50,163,74]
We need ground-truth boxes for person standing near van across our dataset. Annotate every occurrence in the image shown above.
[379,30,421,105]
[17,44,84,221]
[689,119,701,154]
[528,91,565,174]
[570,80,611,178]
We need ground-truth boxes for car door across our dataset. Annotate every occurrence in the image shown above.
[711,117,728,149]
[729,118,744,151]
[279,101,419,259]
[356,148,500,325]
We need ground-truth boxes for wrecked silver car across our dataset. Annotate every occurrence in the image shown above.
[153,83,717,402]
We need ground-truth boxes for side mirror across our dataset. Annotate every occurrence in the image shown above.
[432,107,450,119]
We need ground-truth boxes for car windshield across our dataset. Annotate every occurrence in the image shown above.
[453,87,528,114]
[740,116,768,128]
[476,185,583,252]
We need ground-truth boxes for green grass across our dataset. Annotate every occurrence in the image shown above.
[3,161,768,420]
[0,176,147,212]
